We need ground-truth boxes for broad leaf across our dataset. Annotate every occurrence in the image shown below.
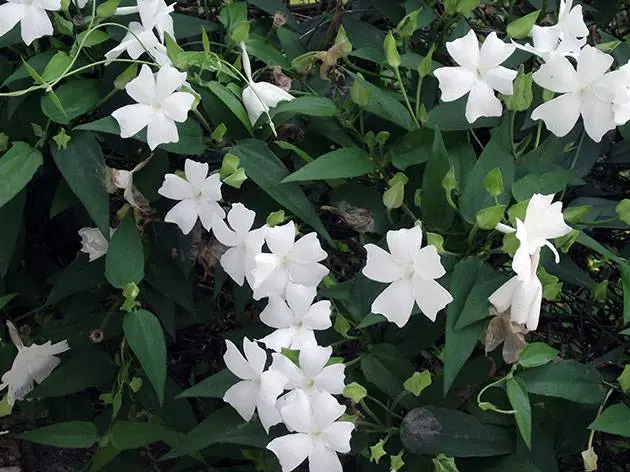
[391,128,433,170]
[589,403,630,437]
[355,75,415,130]
[427,99,501,131]
[0,142,42,208]
[105,213,144,289]
[361,343,415,406]
[41,80,101,124]
[110,422,181,450]
[518,343,559,369]
[47,255,106,304]
[200,82,252,136]
[421,130,454,231]
[177,370,238,398]
[507,377,532,449]
[19,422,99,448]
[282,147,374,182]
[0,191,25,277]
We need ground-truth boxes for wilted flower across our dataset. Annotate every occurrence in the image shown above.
[0,0,60,46]
[158,159,225,235]
[104,22,165,65]
[252,221,329,300]
[267,390,354,472]
[107,156,152,211]
[321,201,375,233]
[273,11,287,28]
[270,66,293,92]
[531,46,617,142]
[240,42,294,131]
[362,226,453,328]
[78,227,111,262]
[259,283,332,352]
[1,321,70,406]
[484,307,528,364]
[112,64,195,150]
[211,203,266,287]
[433,30,517,123]
[223,338,288,433]
[88,329,104,344]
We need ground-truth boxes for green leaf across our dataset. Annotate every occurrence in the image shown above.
[0,142,43,208]
[244,37,290,67]
[620,263,630,324]
[427,99,500,131]
[75,29,110,48]
[517,360,605,405]
[282,147,374,182]
[18,422,99,448]
[343,382,368,403]
[42,80,101,124]
[110,422,180,450]
[231,139,332,243]
[272,96,338,122]
[47,255,106,304]
[404,370,432,397]
[200,82,252,135]
[51,131,109,235]
[518,342,559,368]
[41,52,71,82]
[391,128,433,170]
[507,11,540,39]
[421,130,455,231]
[460,119,515,223]
[177,370,237,398]
[105,213,144,289]
[617,365,630,393]
[0,293,17,311]
[504,72,534,112]
[361,343,415,405]
[589,403,630,437]
[512,169,574,202]
[355,75,415,130]
[123,309,167,405]
[75,117,204,155]
[0,191,25,277]
[506,377,532,449]
[401,406,514,457]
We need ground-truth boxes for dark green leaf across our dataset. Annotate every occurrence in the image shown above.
[272,96,338,120]
[245,37,290,67]
[421,130,454,231]
[282,147,374,182]
[172,13,220,38]
[355,75,415,130]
[41,80,101,124]
[0,142,42,208]
[51,131,109,235]
[507,377,532,449]
[18,422,98,448]
[110,422,180,450]
[0,192,25,277]
[246,0,298,29]
[427,99,501,131]
[391,128,433,170]
[105,213,144,289]
[518,343,559,369]
[589,403,630,437]
[361,343,415,406]
[123,309,167,405]
[177,370,238,398]
[200,82,252,135]
[512,169,574,202]
[47,256,106,304]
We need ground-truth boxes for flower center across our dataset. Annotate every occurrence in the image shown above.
[303,379,315,390]
[279,254,291,269]
[192,188,203,201]
[292,319,303,329]
[403,264,415,281]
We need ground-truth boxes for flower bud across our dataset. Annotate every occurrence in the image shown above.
[384,32,401,69]
[350,74,369,107]
[343,382,367,403]
[266,210,286,227]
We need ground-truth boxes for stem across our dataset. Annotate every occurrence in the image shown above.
[414,76,424,119]
[359,400,385,427]
[587,388,614,449]
[510,111,517,158]
[534,121,542,148]
[366,396,404,420]
[193,108,213,134]
[394,67,421,129]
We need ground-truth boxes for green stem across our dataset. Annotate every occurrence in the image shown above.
[534,121,542,149]
[394,67,421,129]
[366,396,404,420]
[414,76,424,119]
[359,400,385,427]
[193,108,213,134]
[510,110,517,158]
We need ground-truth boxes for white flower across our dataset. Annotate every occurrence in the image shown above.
[0,0,60,46]
[489,251,543,331]
[601,61,630,126]
[138,0,174,43]
[212,203,266,287]
[531,45,617,142]
[107,156,152,211]
[223,338,288,433]
[158,159,225,235]
[259,283,332,352]
[1,321,70,406]
[74,0,89,8]
[78,227,111,262]
[104,22,165,65]
[112,64,195,151]
[433,30,517,123]
[240,42,294,130]
[252,221,329,300]
[515,0,588,61]
[267,390,354,472]
[362,226,453,328]
[270,346,345,399]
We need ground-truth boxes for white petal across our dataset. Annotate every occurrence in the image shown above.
[243,337,267,375]
[243,85,268,126]
[322,422,354,453]
[299,346,331,379]
[434,67,475,102]
[223,380,258,421]
[371,279,415,328]
[289,328,318,350]
[253,253,283,289]
[112,104,154,138]
[162,92,194,122]
[158,174,193,201]
[530,26,561,55]
[465,80,503,123]
[25,353,60,383]
[125,64,156,105]
[577,45,613,86]
[227,203,256,238]
[201,173,223,201]
[0,3,26,39]
[271,353,305,389]
[309,442,343,472]
[261,296,294,329]
[446,29,479,70]
[197,200,225,232]
[581,90,616,143]
[260,328,297,352]
[280,389,314,432]
[561,4,589,39]
[240,42,254,82]
[220,246,246,286]
[147,112,178,150]
[223,339,256,380]
[525,278,543,331]
[37,339,70,357]
[530,92,581,137]
[164,199,198,234]
[267,434,312,472]
[184,159,208,191]
[285,283,317,317]
[20,6,53,46]
[362,244,404,283]
[314,364,345,395]
[387,226,422,263]
[155,63,187,100]
[479,32,515,70]
[250,81,294,108]
[257,398,283,433]
[483,66,517,95]
[312,392,345,431]
[259,369,288,404]
[488,276,519,313]
[412,276,453,322]
[287,261,329,287]
[212,215,239,247]
[266,221,296,255]
[413,245,446,280]
[291,233,327,263]
[532,56,579,93]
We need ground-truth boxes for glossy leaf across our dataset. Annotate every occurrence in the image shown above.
[0,142,42,208]
[282,147,374,182]
[19,422,99,448]
[105,213,144,289]
[507,377,532,449]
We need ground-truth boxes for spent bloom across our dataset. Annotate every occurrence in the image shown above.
[433,30,517,123]
[222,338,288,433]
[158,159,225,235]
[259,283,332,352]
[267,390,354,472]
[107,156,152,211]
[1,321,70,406]
[211,203,267,287]
[531,46,617,142]
[78,227,111,262]
[362,226,453,328]
[112,64,195,150]
[252,221,329,300]
[0,0,60,46]
[240,42,294,132]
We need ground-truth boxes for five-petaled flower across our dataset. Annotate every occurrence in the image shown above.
[363,226,453,328]
[104,22,166,66]
[222,338,288,433]
[158,159,225,235]
[112,64,195,150]
[1,321,70,406]
[434,30,517,123]
[0,0,61,46]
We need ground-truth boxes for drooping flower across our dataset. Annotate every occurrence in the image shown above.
[112,64,195,151]
[433,30,517,123]
[107,156,152,211]
[158,159,225,235]
[252,221,329,300]
[270,346,345,399]
[1,321,70,406]
[223,338,288,433]
[240,42,294,131]
[267,390,354,472]
[484,305,528,364]
[78,227,111,262]
[104,22,165,65]
[259,283,332,352]
[514,0,588,61]
[531,45,617,142]
[138,0,174,42]
[362,226,453,328]
[211,203,266,287]
[0,0,61,46]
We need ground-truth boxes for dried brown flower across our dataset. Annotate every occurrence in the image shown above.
[322,201,375,233]
[485,307,528,364]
